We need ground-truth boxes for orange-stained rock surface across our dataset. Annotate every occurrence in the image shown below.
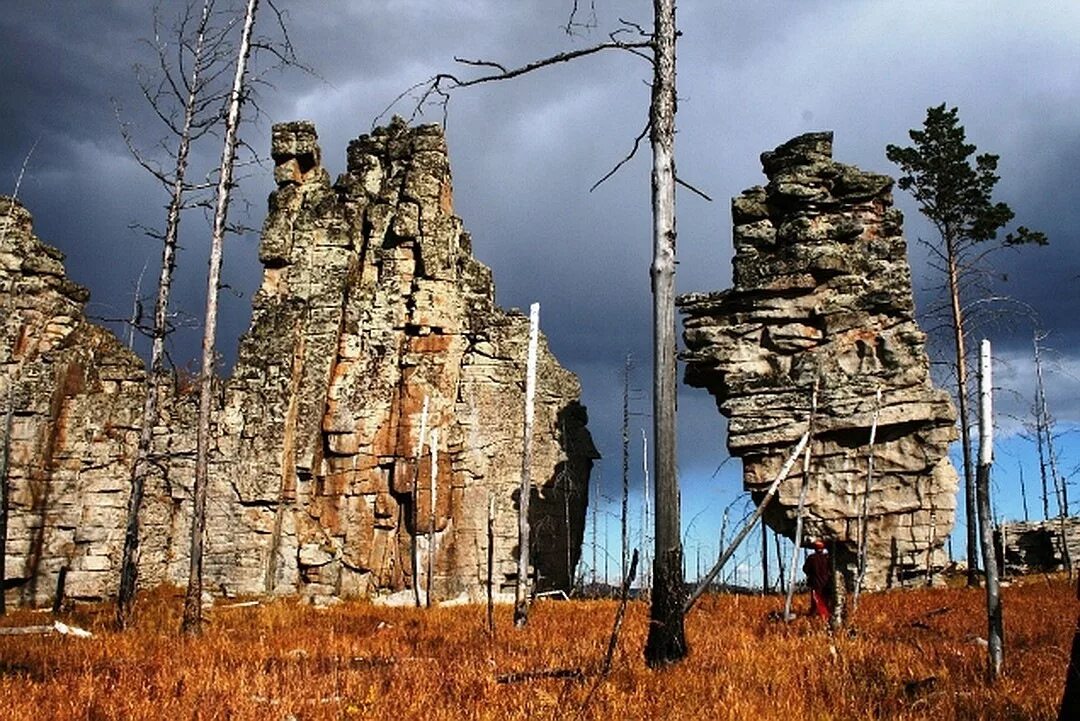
[0,120,595,607]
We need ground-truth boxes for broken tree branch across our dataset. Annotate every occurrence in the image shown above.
[377,37,653,127]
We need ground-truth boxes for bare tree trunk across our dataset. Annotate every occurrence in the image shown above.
[775,524,786,596]
[1034,333,1052,520]
[620,353,630,585]
[514,302,539,627]
[2,143,39,617]
[644,0,687,668]
[854,387,881,608]
[182,0,259,636]
[761,509,769,594]
[977,339,1004,680]
[946,243,979,587]
[486,493,495,637]
[641,429,650,593]
[591,482,597,588]
[563,467,572,591]
[1018,462,1030,522]
[784,435,814,621]
[412,395,428,608]
[1035,332,1072,576]
[427,428,438,607]
[0,384,11,616]
[117,0,215,630]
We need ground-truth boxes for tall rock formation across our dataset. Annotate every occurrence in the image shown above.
[679,132,957,590]
[0,119,596,607]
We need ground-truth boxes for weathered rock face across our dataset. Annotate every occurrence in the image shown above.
[1,119,596,607]
[996,518,1080,576]
[679,132,958,590]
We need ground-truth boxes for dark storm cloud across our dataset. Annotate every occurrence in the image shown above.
[2,1,1078,528]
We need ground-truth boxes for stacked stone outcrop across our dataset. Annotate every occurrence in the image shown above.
[0,119,595,607]
[679,132,958,589]
[996,518,1080,576]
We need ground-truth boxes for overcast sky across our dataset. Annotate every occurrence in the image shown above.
[2,1,1078,581]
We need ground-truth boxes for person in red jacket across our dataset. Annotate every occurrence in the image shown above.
[803,539,833,620]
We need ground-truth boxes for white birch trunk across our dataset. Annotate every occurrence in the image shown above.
[853,386,882,608]
[513,302,539,626]
[977,339,1004,679]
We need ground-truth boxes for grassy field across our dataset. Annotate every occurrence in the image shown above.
[0,574,1074,720]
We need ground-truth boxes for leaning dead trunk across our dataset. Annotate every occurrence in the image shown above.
[644,0,687,667]
[182,0,259,636]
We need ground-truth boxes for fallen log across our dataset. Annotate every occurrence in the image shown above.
[0,620,92,638]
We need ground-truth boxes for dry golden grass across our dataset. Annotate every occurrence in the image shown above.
[0,575,1073,720]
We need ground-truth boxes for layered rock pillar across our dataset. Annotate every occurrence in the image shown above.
[679,132,958,590]
[0,119,596,607]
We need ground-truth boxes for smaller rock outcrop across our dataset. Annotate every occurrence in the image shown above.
[996,518,1080,576]
[679,132,958,590]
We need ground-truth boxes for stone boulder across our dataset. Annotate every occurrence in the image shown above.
[679,132,958,590]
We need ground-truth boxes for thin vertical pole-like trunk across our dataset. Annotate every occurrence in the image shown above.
[621,354,630,585]
[0,385,12,616]
[1035,333,1072,576]
[946,239,979,586]
[591,480,598,587]
[486,493,495,637]
[118,0,214,630]
[1034,334,1051,520]
[563,470,572,590]
[775,529,786,596]
[182,0,259,636]
[412,396,428,608]
[784,438,814,621]
[641,429,650,593]
[427,428,438,607]
[761,510,769,594]
[644,0,687,668]
[977,339,1004,679]
[514,302,539,627]
[1018,461,1029,522]
[854,387,882,608]
[1,145,37,618]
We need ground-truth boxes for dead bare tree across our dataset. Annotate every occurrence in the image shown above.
[384,0,692,664]
[620,353,631,584]
[514,302,539,627]
[977,339,1004,680]
[181,0,260,636]
[115,0,234,630]
[1033,331,1072,577]
[1,141,39,617]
